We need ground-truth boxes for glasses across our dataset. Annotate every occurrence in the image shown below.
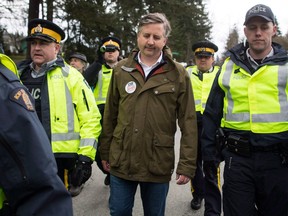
[100,46,119,53]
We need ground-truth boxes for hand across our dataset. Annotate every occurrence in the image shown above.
[71,155,93,186]
[176,174,190,185]
[102,160,110,172]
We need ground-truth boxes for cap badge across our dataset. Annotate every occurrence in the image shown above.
[34,24,43,33]
[248,5,266,15]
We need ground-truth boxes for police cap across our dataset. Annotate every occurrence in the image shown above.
[27,18,65,43]
[192,40,218,57]
[100,36,121,53]
[69,52,87,63]
[244,4,275,25]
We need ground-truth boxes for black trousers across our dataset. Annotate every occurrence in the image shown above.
[191,144,205,199]
[55,157,77,187]
[203,161,222,216]
[192,123,222,215]
[95,104,109,175]
[222,148,288,216]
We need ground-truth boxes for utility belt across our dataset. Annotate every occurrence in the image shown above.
[225,134,279,157]
[216,129,288,164]
[224,134,288,166]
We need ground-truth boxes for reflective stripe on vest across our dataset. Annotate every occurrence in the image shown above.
[219,59,288,133]
[93,65,112,105]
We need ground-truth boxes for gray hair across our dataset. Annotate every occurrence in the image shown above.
[138,13,171,38]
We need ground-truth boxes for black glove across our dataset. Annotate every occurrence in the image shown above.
[71,155,93,186]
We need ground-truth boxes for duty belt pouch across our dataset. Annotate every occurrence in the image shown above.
[226,134,250,157]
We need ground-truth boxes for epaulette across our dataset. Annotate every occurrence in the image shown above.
[0,63,19,82]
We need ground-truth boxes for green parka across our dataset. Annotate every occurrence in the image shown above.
[100,47,198,183]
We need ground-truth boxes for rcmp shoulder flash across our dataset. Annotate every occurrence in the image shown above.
[10,88,35,111]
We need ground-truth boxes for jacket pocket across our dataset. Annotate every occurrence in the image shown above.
[153,84,176,95]
[109,127,126,168]
[149,133,175,176]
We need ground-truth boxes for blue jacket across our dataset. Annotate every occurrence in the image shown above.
[0,58,72,215]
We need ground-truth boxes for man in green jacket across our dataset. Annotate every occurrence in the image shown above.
[100,12,198,216]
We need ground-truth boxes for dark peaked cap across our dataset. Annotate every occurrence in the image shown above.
[192,40,218,56]
[99,36,122,53]
[27,18,65,43]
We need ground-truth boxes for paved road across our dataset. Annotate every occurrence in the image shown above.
[73,128,223,216]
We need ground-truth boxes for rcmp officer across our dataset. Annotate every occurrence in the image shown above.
[69,52,88,74]
[0,53,72,215]
[202,4,288,216]
[83,36,122,186]
[186,41,222,215]
[17,19,102,197]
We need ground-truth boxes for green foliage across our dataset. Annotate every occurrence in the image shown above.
[225,25,240,53]
[61,0,212,62]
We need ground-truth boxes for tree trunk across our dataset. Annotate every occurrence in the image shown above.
[26,0,41,59]
[46,0,53,21]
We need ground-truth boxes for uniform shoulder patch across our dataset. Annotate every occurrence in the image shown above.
[10,87,35,111]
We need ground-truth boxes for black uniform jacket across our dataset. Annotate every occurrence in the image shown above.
[0,64,72,215]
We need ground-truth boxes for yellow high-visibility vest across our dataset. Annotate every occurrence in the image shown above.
[93,64,113,105]
[219,58,288,133]
[187,65,219,113]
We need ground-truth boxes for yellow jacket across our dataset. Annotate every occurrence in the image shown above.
[187,65,219,113]
[219,59,288,133]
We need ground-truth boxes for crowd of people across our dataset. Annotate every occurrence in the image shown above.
[0,3,288,216]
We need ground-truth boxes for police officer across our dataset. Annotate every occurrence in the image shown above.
[69,52,88,74]
[17,19,102,197]
[186,41,222,215]
[83,36,122,185]
[0,53,73,215]
[202,4,288,216]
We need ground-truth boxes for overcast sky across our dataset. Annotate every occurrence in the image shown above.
[204,0,288,55]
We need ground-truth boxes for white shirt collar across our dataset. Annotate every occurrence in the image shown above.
[137,52,163,78]
[246,47,274,69]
